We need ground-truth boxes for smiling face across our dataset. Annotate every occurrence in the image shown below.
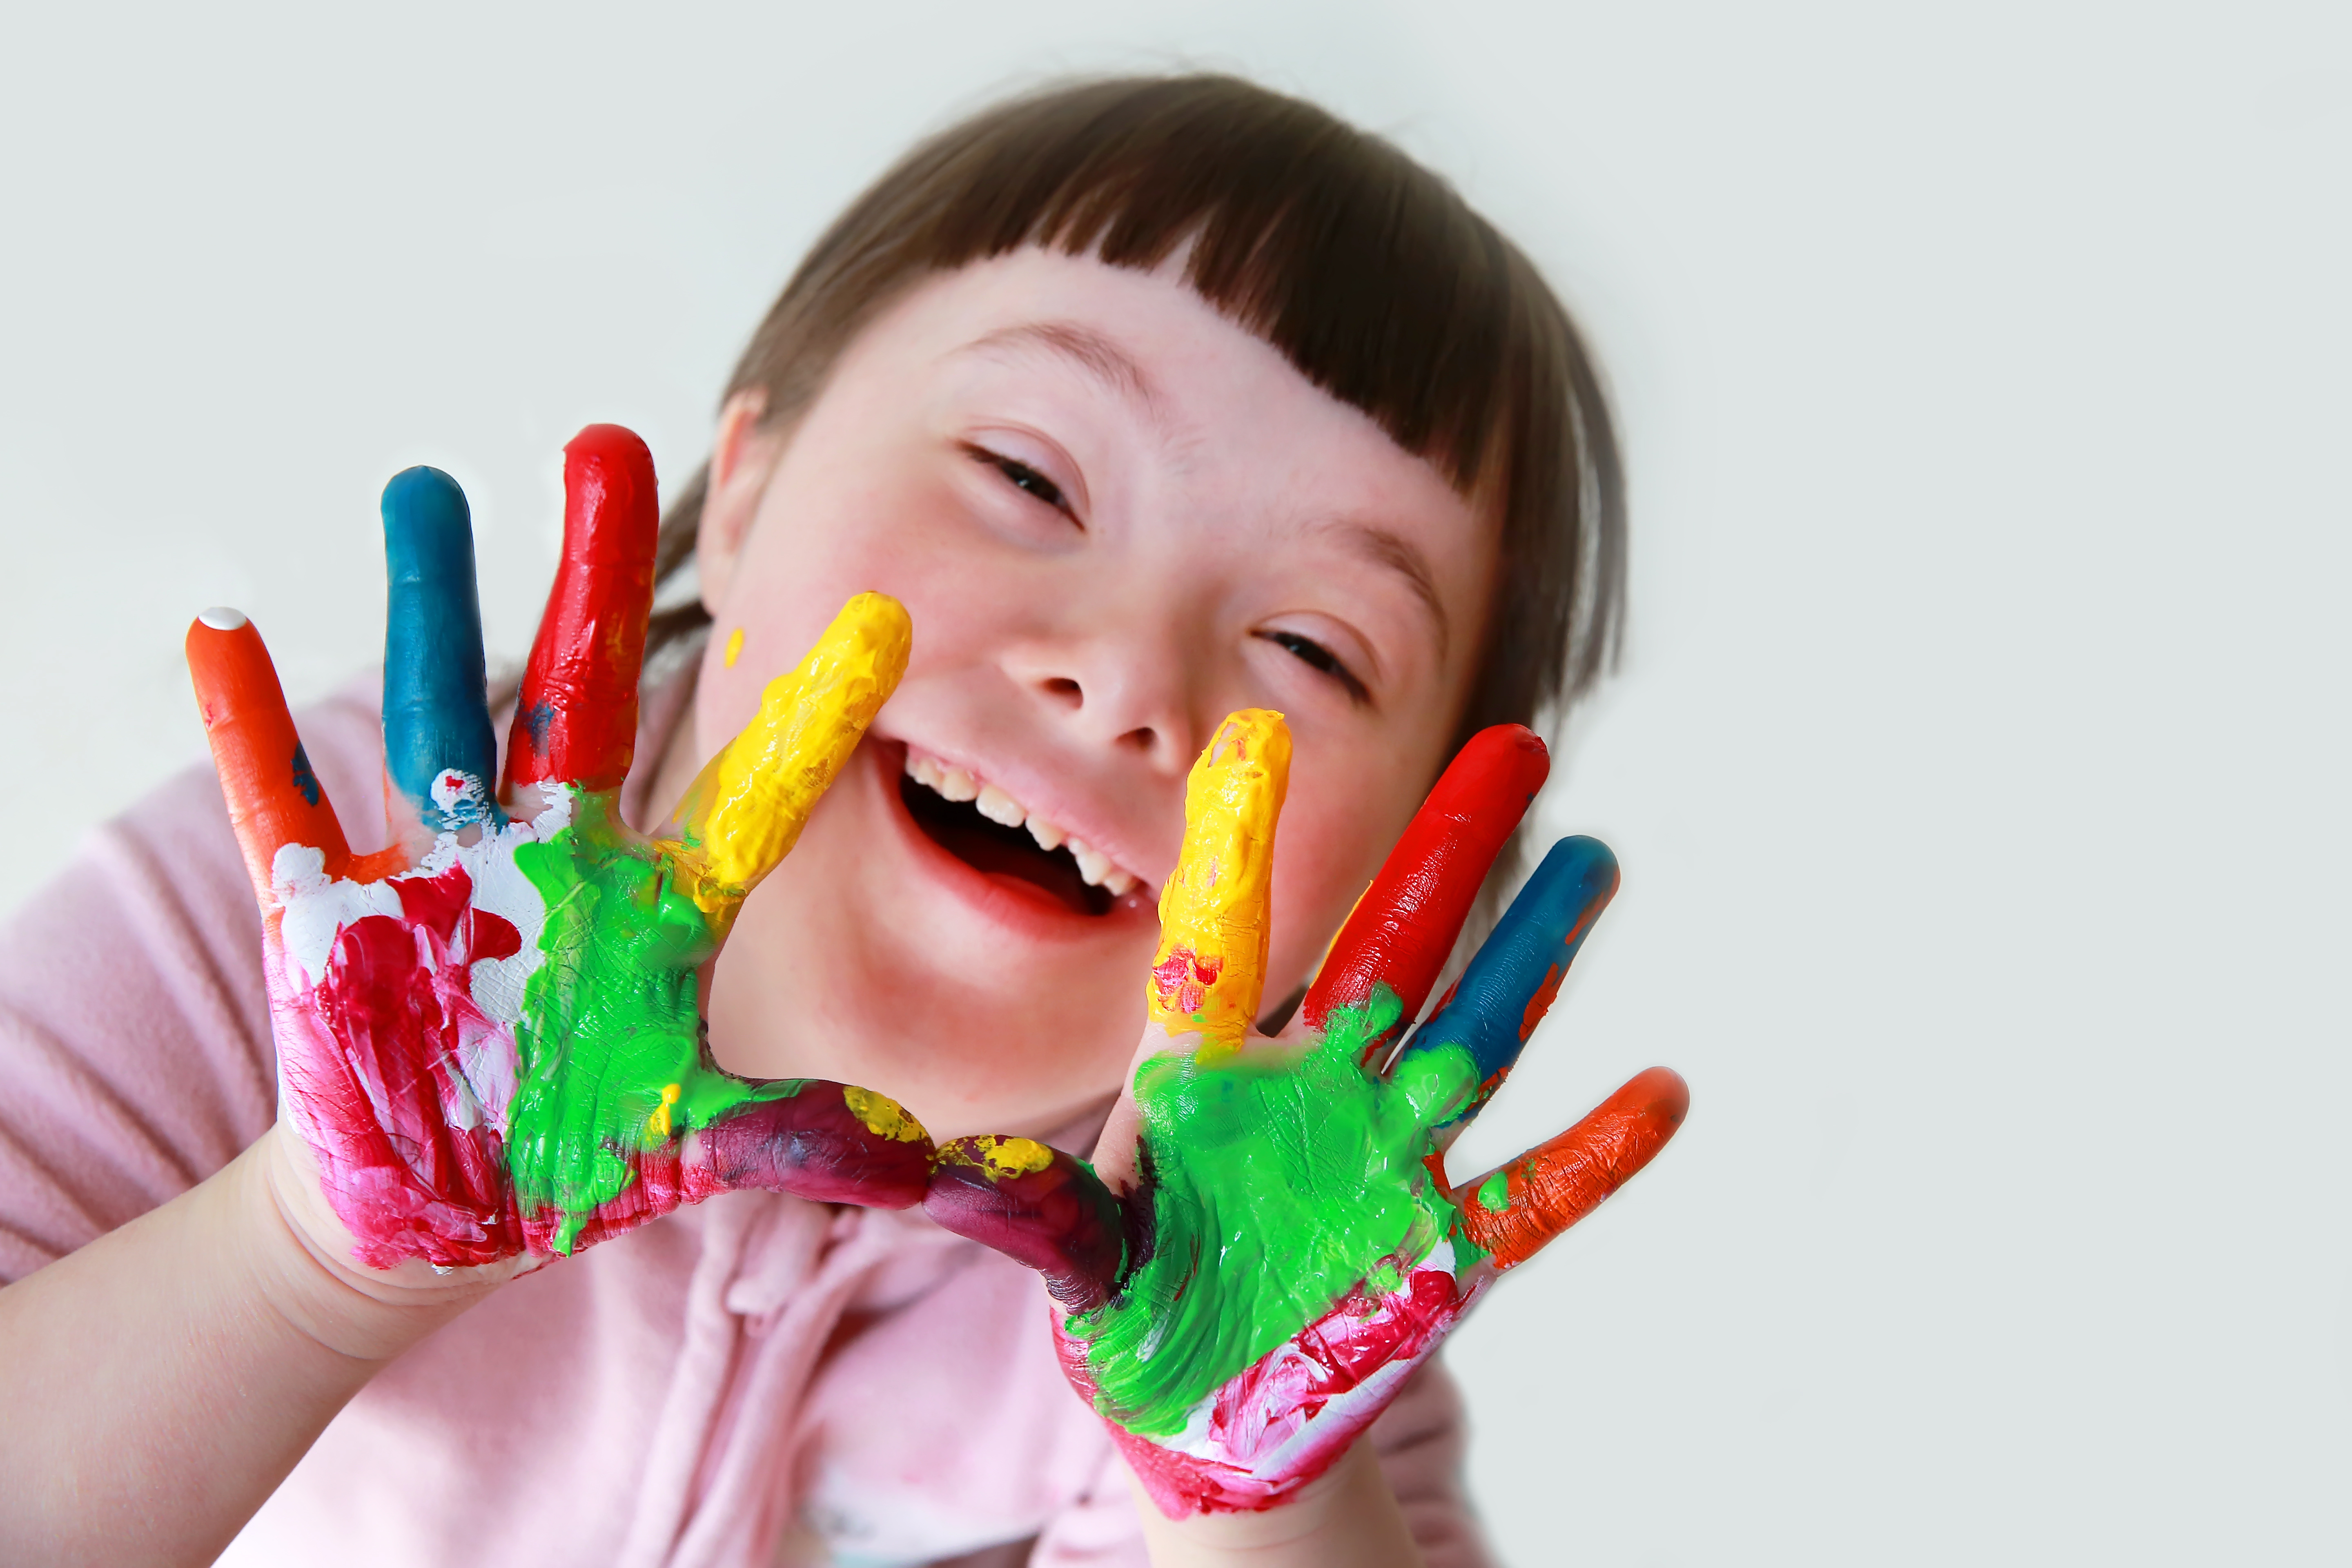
[653,247,1500,1139]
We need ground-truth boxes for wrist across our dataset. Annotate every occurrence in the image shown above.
[1131,1440,1421,1568]
[232,1127,519,1364]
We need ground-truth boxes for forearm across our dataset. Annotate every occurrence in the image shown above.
[0,1129,485,1566]
[1134,1441,1423,1568]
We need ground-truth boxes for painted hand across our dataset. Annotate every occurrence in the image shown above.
[186,426,934,1270]
[924,712,1688,1516]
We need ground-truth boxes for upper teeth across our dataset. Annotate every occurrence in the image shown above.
[904,750,1140,897]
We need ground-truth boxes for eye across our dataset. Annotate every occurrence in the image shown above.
[1256,630,1370,705]
[964,443,1072,516]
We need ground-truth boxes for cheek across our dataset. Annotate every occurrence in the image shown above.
[1265,770,1407,984]
[698,471,921,731]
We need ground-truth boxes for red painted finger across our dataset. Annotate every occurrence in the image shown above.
[504,424,660,795]
[185,610,353,902]
[1299,725,1550,1057]
[925,1136,1127,1312]
[1457,1066,1688,1269]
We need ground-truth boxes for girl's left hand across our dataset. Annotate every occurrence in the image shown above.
[925,711,1688,1517]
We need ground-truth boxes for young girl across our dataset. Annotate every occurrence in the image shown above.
[0,75,1683,1567]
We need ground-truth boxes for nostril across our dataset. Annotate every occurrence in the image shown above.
[1042,677,1082,707]
[1118,726,1156,753]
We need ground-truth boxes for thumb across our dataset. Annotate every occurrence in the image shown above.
[926,1137,1127,1312]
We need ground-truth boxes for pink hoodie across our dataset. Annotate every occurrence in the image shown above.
[0,672,1494,1568]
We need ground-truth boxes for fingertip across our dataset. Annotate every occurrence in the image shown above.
[835,591,915,682]
[381,464,470,541]
[1457,723,1552,797]
[562,423,660,554]
[1625,1065,1691,1130]
[565,421,656,476]
[1538,833,1621,901]
[849,588,913,642]
[186,610,256,697]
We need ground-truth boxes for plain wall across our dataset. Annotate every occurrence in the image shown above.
[3,2,2346,1561]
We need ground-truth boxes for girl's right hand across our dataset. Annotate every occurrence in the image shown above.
[187,425,935,1291]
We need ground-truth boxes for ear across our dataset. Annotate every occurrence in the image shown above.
[697,389,780,615]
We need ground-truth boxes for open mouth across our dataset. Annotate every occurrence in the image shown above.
[896,747,1144,918]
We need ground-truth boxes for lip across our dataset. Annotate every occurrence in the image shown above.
[862,737,1159,941]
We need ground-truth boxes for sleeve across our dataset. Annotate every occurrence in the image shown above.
[0,686,388,1283]
[1024,1357,1497,1568]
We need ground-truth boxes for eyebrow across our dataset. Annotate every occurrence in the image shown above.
[1324,519,1451,659]
[964,320,1163,415]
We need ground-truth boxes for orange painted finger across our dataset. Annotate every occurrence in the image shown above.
[1456,1066,1688,1269]
[185,609,352,903]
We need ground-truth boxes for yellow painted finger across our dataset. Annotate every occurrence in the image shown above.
[670,592,911,920]
[1147,710,1290,1062]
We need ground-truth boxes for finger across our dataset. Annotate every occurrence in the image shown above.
[381,465,501,832]
[1393,835,1618,1132]
[669,592,912,919]
[504,425,660,795]
[696,1082,937,1210]
[187,609,354,901]
[925,1136,1126,1312]
[1147,710,1291,1062]
[1298,724,1548,1059]
[1456,1066,1688,1270]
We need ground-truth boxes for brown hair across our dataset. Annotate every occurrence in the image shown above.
[649,72,1624,761]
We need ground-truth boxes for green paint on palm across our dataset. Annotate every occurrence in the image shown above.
[508,790,803,1253]
[1065,986,1483,1438]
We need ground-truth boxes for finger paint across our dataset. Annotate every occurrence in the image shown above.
[1393,835,1619,1127]
[506,426,660,794]
[1457,1065,1688,1269]
[187,614,355,902]
[1064,988,1482,1440]
[267,806,558,1268]
[928,713,1689,1519]
[1091,1255,1463,1515]
[209,533,928,1261]
[271,777,938,1260]
[1148,711,1289,1062]
[505,788,930,1252]
[926,1138,1127,1311]
[1300,725,1547,1051]
[671,593,911,921]
[381,467,500,832]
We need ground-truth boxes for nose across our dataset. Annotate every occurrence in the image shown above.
[1002,623,1206,776]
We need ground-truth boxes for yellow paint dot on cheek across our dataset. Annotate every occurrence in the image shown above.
[723,627,744,668]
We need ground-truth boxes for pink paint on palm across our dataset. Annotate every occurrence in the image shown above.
[1060,1254,1472,1515]
[262,805,564,1267]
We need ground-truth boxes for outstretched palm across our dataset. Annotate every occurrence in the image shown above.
[925,712,1688,1515]
[188,425,932,1270]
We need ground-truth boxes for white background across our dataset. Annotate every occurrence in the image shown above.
[3,3,2347,1562]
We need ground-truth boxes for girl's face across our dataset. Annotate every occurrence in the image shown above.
[664,247,1500,1138]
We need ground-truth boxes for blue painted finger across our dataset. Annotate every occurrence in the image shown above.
[382,466,500,831]
[1391,835,1619,1134]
